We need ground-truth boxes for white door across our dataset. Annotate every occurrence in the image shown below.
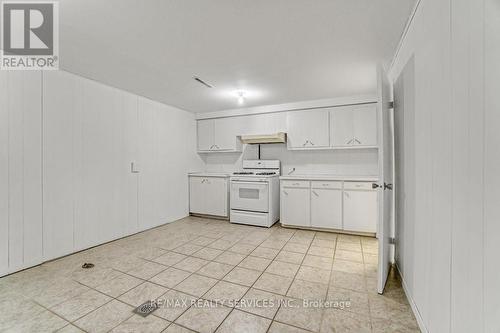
[343,190,378,233]
[204,177,228,216]
[353,106,378,146]
[330,107,354,147]
[189,177,205,214]
[197,119,214,151]
[311,188,342,229]
[287,109,330,148]
[281,187,310,227]
[377,66,394,294]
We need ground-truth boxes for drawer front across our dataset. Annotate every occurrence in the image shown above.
[281,180,310,188]
[343,182,374,191]
[311,180,343,189]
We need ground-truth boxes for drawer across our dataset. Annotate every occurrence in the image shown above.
[311,180,343,189]
[343,182,375,191]
[281,180,310,188]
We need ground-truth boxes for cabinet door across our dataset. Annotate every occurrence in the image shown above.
[287,110,330,148]
[353,106,377,146]
[214,117,238,151]
[197,119,214,151]
[281,187,310,226]
[189,177,205,214]
[330,107,354,147]
[343,190,378,233]
[311,189,342,229]
[204,177,228,216]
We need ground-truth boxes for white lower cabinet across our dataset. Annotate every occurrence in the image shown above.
[280,179,378,233]
[343,186,378,233]
[311,188,343,229]
[281,186,310,227]
[189,176,229,217]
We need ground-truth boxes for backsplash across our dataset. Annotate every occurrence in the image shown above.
[202,143,379,176]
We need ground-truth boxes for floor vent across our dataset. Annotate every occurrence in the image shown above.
[133,301,158,317]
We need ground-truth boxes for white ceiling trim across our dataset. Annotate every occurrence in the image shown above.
[388,0,423,73]
[196,94,378,120]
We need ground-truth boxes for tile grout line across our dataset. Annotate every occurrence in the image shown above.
[4,218,390,333]
[199,227,294,333]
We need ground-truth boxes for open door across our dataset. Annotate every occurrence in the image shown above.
[377,66,394,294]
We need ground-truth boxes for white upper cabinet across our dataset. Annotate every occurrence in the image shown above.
[287,109,330,149]
[214,117,240,151]
[330,105,378,147]
[353,106,378,146]
[197,118,242,152]
[330,107,354,146]
[197,119,215,151]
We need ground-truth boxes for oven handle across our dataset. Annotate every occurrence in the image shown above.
[231,180,269,184]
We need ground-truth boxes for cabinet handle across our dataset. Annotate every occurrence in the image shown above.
[344,192,350,198]
[354,138,361,144]
[283,190,289,195]
[347,138,354,145]
[302,140,309,147]
[214,145,220,149]
[209,144,214,149]
[292,182,300,186]
[322,183,330,186]
[310,141,315,146]
[312,190,319,196]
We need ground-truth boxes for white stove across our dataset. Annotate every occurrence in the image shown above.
[230,160,280,227]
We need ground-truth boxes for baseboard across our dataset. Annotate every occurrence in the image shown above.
[0,215,191,278]
[395,264,428,333]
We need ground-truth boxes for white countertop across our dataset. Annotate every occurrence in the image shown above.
[188,172,230,178]
[279,174,379,182]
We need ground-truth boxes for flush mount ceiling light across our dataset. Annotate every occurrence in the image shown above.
[236,90,246,104]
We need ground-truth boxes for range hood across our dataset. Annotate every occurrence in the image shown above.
[240,132,287,144]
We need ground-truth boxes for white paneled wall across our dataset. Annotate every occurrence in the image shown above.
[0,71,43,276]
[1,70,202,277]
[43,70,79,259]
[390,0,497,332]
[138,97,200,229]
[43,71,142,256]
[484,0,500,331]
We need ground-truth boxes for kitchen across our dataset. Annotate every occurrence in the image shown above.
[0,0,498,332]
[189,102,380,236]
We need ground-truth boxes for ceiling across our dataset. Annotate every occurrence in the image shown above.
[59,0,415,113]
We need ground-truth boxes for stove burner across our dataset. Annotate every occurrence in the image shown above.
[233,172,254,175]
[255,172,276,175]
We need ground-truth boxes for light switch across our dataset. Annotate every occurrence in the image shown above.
[131,161,140,173]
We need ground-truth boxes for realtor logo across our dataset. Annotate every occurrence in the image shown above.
[1,1,59,70]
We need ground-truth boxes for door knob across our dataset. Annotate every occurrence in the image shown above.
[384,183,393,190]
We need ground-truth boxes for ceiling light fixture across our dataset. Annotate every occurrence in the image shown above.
[237,91,245,104]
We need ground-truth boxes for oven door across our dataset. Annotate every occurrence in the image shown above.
[230,180,269,213]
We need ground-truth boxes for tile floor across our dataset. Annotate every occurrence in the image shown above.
[0,216,420,332]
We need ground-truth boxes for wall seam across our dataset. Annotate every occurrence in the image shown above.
[40,71,44,262]
[448,0,454,331]
[481,0,486,330]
